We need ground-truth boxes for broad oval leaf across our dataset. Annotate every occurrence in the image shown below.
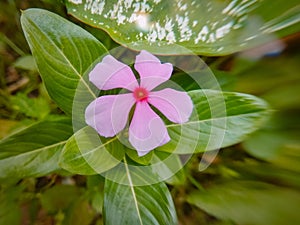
[21,8,108,115]
[0,116,73,180]
[66,0,300,55]
[59,126,124,175]
[157,89,269,154]
[104,168,178,225]
[60,89,269,175]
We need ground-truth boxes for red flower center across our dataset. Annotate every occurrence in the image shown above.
[133,87,149,102]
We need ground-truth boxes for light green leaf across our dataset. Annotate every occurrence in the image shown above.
[11,92,50,120]
[157,89,269,154]
[21,8,108,115]
[0,116,73,180]
[65,0,300,55]
[59,126,124,175]
[104,167,178,225]
[13,55,37,71]
[187,181,300,225]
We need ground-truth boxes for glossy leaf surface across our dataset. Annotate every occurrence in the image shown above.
[66,0,300,55]
[0,117,73,180]
[104,168,178,225]
[21,8,108,115]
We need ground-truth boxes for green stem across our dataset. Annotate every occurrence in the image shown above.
[186,172,206,192]
[0,33,26,56]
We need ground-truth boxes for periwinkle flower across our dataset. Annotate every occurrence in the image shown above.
[85,50,193,156]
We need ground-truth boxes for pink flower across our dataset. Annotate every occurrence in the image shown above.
[85,50,193,156]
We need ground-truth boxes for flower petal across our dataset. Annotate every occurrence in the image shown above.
[148,88,193,123]
[129,101,170,156]
[89,55,138,91]
[134,50,173,91]
[85,94,135,137]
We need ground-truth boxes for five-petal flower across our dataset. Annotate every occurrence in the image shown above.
[85,50,193,156]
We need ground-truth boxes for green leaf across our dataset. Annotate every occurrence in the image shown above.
[0,119,18,139]
[13,55,37,71]
[86,175,104,213]
[230,160,300,189]
[233,53,300,99]
[59,126,124,175]
[157,89,269,154]
[61,89,269,173]
[187,181,300,225]
[40,184,96,225]
[20,8,108,115]
[65,0,300,55]
[11,92,50,120]
[126,148,154,165]
[243,113,300,172]
[170,70,236,92]
[0,186,23,225]
[40,185,83,213]
[104,167,178,225]
[65,198,96,225]
[0,116,73,180]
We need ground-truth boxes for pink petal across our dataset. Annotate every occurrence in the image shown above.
[129,101,170,156]
[134,50,173,91]
[148,88,193,123]
[85,94,135,137]
[89,55,138,91]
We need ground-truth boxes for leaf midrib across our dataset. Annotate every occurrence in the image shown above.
[166,110,267,128]
[0,140,67,161]
[124,157,144,225]
[23,13,97,99]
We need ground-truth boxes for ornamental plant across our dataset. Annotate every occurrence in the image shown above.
[85,50,193,155]
[1,0,300,224]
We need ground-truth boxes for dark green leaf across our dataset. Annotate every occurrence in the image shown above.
[59,126,124,175]
[243,113,300,172]
[0,116,73,180]
[0,186,23,225]
[157,89,269,153]
[86,175,104,213]
[126,148,154,165]
[65,199,95,225]
[104,168,178,225]
[21,8,108,115]
[40,185,83,213]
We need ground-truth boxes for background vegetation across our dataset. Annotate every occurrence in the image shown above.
[0,0,299,224]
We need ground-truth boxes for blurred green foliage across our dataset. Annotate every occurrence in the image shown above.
[0,0,299,225]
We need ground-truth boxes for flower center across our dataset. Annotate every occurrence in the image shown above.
[133,87,149,102]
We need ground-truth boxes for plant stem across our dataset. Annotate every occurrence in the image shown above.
[0,33,26,56]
